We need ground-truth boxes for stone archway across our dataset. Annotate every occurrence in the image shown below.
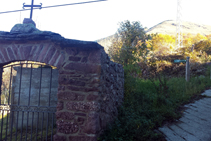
[0,19,124,141]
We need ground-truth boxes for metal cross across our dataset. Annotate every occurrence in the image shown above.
[23,0,42,19]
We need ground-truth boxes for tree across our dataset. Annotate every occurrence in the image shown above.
[108,20,148,66]
[146,34,175,55]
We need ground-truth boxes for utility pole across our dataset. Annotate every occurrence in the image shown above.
[175,0,183,51]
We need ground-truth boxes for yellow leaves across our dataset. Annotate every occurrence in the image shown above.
[147,33,211,56]
[156,60,172,65]
[148,33,175,54]
[190,33,208,45]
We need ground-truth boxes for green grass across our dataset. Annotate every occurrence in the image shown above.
[99,74,211,141]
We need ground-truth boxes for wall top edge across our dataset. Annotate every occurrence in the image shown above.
[0,30,103,50]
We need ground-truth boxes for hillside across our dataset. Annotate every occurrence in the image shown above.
[146,20,211,35]
[96,35,115,53]
[97,20,211,52]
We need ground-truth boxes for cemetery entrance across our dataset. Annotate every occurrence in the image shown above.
[0,61,58,141]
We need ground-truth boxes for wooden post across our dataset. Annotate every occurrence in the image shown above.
[210,67,211,79]
[186,57,190,82]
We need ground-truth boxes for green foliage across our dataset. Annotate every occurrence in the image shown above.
[99,72,211,141]
[124,64,142,78]
[109,20,149,66]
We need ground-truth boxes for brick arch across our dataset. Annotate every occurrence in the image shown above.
[0,43,65,69]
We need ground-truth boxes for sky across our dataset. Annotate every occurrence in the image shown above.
[0,0,211,41]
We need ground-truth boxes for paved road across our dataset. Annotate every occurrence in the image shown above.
[158,89,211,141]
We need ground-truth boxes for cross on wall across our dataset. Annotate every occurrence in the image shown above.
[23,0,42,19]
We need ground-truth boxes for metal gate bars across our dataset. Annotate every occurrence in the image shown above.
[0,61,58,141]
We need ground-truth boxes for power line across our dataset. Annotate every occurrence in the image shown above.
[0,0,107,14]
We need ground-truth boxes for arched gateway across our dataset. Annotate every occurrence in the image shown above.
[0,19,124,141]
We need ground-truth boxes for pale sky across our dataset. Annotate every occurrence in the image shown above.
[0,0,210,41]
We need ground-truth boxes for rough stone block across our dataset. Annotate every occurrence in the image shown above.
[58,91,85,101]
[58,75,68,85]
[75,113,86,117]
[69,56,81,62]
[69,136,97,141]
[67,86,84,92]
[56,112,74,120]
[57,101,64,111]
[68,79,86,87]
[23,18,36,27]
[58,75,86,86]
[69,74,82,78]
[67,86,99,93]
[77,117,85,125]
[66,102,100,112]
[78,50,91,56]
[64,63,101,74]
[90,77,100,84]
[58,86,65,91]
[53,134,67,141]
[56,120,79,134]
[83,113,101,134]
[59,70,75,74]
[88,50,101,64]
[85,87,99,92]
[81,57,88,63]
[86,94,99,101]
[66,48,79,56]
[10,23,39,33]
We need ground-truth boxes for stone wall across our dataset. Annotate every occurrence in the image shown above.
[0,19,124,141]
[54,49,124,141]
[99,51,124,131]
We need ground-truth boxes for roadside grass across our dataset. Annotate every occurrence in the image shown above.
[99,74,211,141]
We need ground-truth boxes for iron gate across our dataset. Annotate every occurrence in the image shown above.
[0,61,58,141]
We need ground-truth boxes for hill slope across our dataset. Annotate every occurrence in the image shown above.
[97,20,211,52]
[146,20,211,35]
[96,35,115,53]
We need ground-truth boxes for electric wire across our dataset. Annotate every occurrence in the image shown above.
[0,0,107,14]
